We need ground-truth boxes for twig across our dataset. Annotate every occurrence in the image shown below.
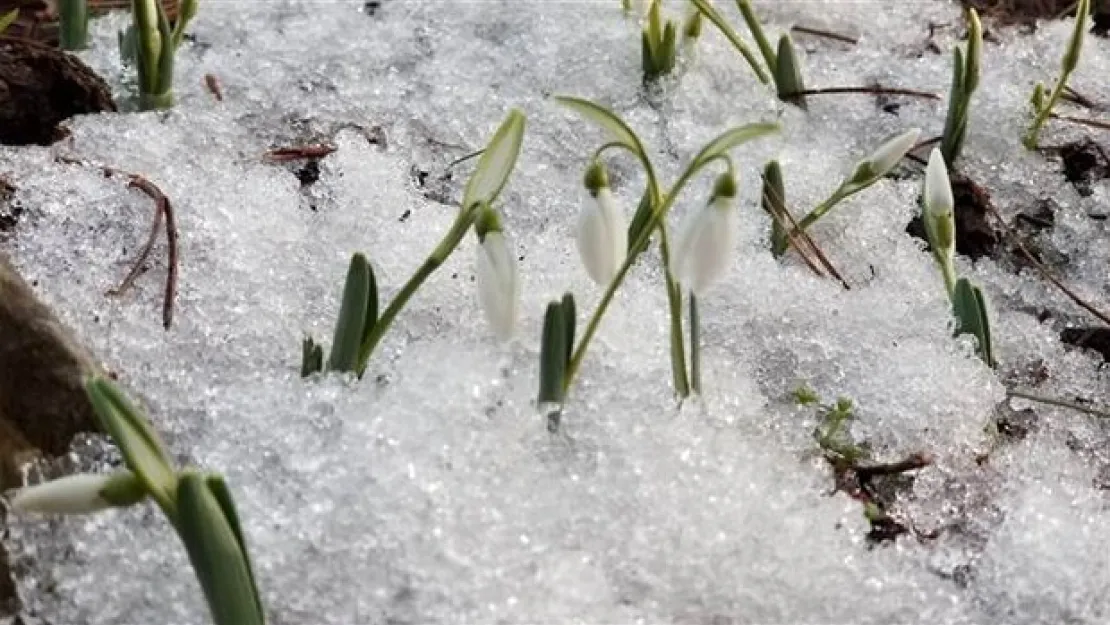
[55,155,179,329]
[203,73,223,102]
[789,24,858,45]
[1049,112,1110,132]
[782,86,941,101]
[854,452,932,479]
[983,202,1110,327]
[1008,388,1110,419]
[761,178,851,290]
[263,144,337,162]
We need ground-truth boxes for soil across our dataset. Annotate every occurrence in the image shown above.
[0,0,180,46]
[0,38,116,146]
[961,0,1110,25]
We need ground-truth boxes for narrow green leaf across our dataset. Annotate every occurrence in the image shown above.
[206,475,265,620]
[300,337,323,377]
[660,21,678,74]
[327,253,372,373]
[461,109,527,210]
[687,122,781,173]
[538,299,570,405]
[647,0,663,49]
[1062,0,1089,74]
[941,47,966,165]
[952,278,995,368]
[774,35,806,109]
[554,95,646,157]
[176,474,266,625]
[689,294,701,394]
[84,377,178,508]
[641,29,656,79]
[688,0,770,83]
[964,8,982,94]
[0,8,18,34]
[761,161,788,256]
[561,293,577,368]
[627,188,655,257]
[735,0,777,73]
[361,262,379,347]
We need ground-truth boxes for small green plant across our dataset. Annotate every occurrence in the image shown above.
[771,128,920,256]
[1024,0,1090,149]
[6,377,265,625]
[921,148,995,368]
[794,385,868,464]
[641,0,679,81]
[302,110,526,379]
[59,0,89,50]
[690,0,806,104]
[0,8,20,34]
[123,0,198,110]
[538,96,778,407]
[940,8,982,166]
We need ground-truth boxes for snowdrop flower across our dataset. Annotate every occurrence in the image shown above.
[8,471,142,515]
[670,172,738,295]
[854,128,920,182]
[475,206,519,341]
[576,161,628,286]
[923,148,957,294]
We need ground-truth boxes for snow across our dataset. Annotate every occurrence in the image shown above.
[2,0,1109,623]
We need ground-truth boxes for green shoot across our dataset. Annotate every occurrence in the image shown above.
[952,277,995,368]
[302,110,526,380]
[553,95,778,403]
[940,8,982,166]
[128,0,198,109]
[59,0,89,50]
[0,8,18,34]
[641,0,679,82]
[1024,0,1090,149]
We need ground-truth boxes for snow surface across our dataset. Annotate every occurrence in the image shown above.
[1,0,1109,623]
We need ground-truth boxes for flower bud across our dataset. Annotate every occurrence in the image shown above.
[856,128,920,182]
[475,211,519,342]
[670,172,738,295]
[924,148,956,261]
[8,471,144,515]
[577,162,628,286]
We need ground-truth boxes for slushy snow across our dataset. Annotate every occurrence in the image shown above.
[1,0,1109,623]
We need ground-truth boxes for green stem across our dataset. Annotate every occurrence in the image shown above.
[659,226,690,397]
[689,293,701,394]
[1024,73,1072,149]
[355,211,476,376]
[735,0,776,73]
[59,0,88,50]
[139,89,175,111]
[938,256,957,299]
[689,0,770,84]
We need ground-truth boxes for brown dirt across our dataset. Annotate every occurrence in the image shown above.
[0,0,179,46]
[0,37,116,146]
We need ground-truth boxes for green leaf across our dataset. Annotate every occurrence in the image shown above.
[687,0,770,83]
[964,8,982,94]
[941,47,967,165]
[554,96,646,157]
[952,278,995,368]
[205,475,265,621]
[735,0,777,73]
[641,29,657,79]
[774,35,806,109]
[687,122,781,174]
[647,0,663,49]
[176,473,266,625]
[360,262,379,348]
[538,296,573,405]
[300,336,323,377]
[659,20,678,75]
[460,109,527,210]
[561,293,577,368]
[84,377,178,509]
[760,161,788,256]
[627,188,655,257]
[0,8,18,34]
[327,253,373,373]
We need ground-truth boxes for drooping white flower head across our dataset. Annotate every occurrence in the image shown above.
[923,147,956,261]
[475,207,519,342]
[860,127,921,180]
[8,472,132,515]
[576,161,628,287]
[670,172,738,295]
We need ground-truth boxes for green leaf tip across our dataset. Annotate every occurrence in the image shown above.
[326,253,377,374]
[952,278,995,368]
[538,294,577,406]
[461,109,527,211]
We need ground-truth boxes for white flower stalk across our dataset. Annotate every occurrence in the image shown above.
[858,128,920,181]
[670,172,738,295]
[475,207,520,341]
[8,471,143,515]
[576,161,628,286]
[923,148,957,295]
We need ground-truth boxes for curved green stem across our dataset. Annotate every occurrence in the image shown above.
[689,0,770,84]
[355,210,476,376]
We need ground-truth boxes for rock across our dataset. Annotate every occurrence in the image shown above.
[0,38,116,146]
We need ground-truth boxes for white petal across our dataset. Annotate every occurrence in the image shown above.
[476,232,519,341]
[9,474,113,515]
[867,128,920,176]
[924,148,954,219]
[671,197,737,295]
[576,188,627,286]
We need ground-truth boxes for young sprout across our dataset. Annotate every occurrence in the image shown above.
[772,128,920,256]
[577,161,628,286]
[59,0,88,50]
[7,377,266,625]
[681,1,704,58]
[952,277,995,368]
[940,8,982,166]
[301,109,526,379]
[474,205,520,341]
[541,95,778,406]
[127,0,199,109]
[0,9,18,34]
[641,0,679,82]
[922,148,957,296]
[1024,0,1090,149]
